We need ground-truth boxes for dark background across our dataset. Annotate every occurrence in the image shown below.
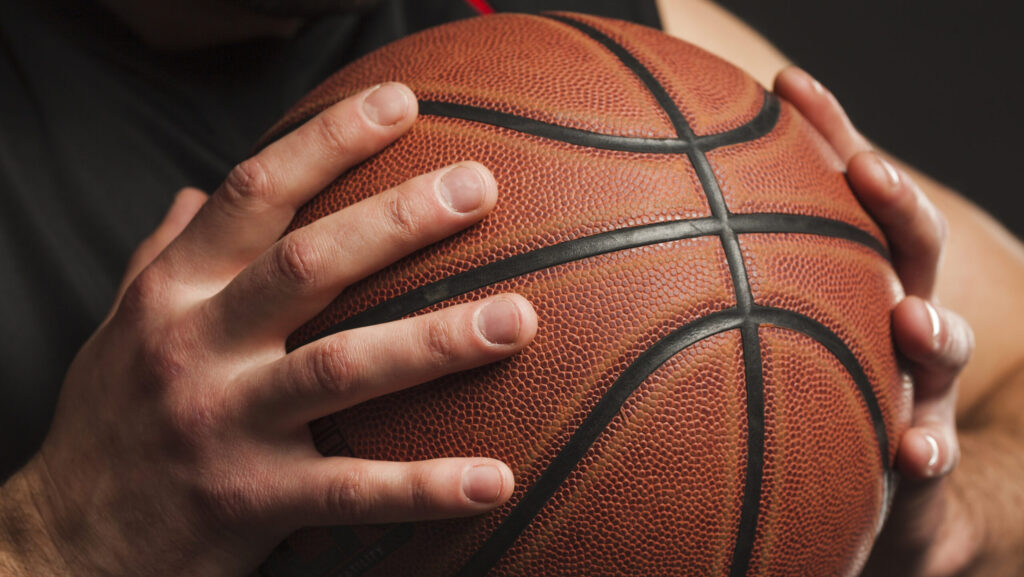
[717,1,1022,238]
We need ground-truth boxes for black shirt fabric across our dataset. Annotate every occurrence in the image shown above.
[0,0,660,479]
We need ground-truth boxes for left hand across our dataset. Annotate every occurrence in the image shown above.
[775,67,975,577]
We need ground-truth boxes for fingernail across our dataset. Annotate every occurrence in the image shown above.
[810,77,826,95]
[363,83,409,126]
[873,154,901,190]
[439,165,485,213]
[463,465,504,503]
[923,300,942,349]
[922,432,941,476]
[476,299,521,345]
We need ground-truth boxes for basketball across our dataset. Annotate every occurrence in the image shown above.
[259,12,910,577]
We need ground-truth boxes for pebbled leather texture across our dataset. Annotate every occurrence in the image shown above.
[259,12,910,577]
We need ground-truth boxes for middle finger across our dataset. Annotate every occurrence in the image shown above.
[208,162,497,347]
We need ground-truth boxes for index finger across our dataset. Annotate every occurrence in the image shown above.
[157,82,417,283]
[774,66,871,162]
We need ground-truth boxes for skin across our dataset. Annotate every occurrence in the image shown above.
[1,0,1021,575]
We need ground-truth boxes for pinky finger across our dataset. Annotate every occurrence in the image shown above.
[896,425,960,481]
[279,456,515,527]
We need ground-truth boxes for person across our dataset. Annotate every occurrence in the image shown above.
[0,0,1020,575]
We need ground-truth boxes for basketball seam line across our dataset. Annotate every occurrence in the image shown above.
[416,94,780,154]
[293,15,891,577]
[317,305,888,577]
[540,14,764,577]
[308,213,887,341]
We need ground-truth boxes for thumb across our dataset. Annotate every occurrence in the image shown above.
[114,187,208,305]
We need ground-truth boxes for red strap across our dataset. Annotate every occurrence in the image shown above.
[464,0,495,15]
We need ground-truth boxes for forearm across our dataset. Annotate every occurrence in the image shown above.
[950,369,1024,576]
[0,465,69,576]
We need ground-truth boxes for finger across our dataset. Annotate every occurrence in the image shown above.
[897,424,959,481]
[242,295,537,428]
[158,83,417,282]
[773,66,871,162]
[847,152,948,298]
[210,162,497,345]
[113,187,208,306]
[277,456,514,527]
[892,298,972,480]
[893,297,974,398]
[897,361,961,482]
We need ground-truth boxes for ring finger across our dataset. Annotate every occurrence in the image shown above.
[240,294,537,429]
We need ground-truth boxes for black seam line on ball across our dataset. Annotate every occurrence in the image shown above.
[456,309,747,577]
[733,321,765,577]
[454,306,890,577]
[752,307,893,482]
[303,213,885,345]
[416,91,779,154]
[541,13,692,137]
[731,213,888,259]
[258,88,778,158]
[538,15,764,577]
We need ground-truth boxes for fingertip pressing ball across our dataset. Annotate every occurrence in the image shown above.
[258,12,911,577]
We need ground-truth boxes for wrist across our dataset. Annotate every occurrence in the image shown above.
[0,459,72,576]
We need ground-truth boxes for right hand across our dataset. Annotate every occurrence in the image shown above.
[0,82,537,576]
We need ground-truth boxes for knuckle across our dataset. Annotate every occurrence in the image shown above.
[222,156,275,211]
[380,192,421,242]
[422,317,459,369]
[313,108,359,154]
[309,338,357,397]
[327,467,374,522]
[407,469,438,515]
[271,235,322,288]
[952,316,976,366]
[935,310,974,370]
[117,266,167,318]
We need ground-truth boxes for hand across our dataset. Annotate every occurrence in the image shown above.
[0,83,537,576]
[775,68,975,576]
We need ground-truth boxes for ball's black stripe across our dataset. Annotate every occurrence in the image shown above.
[731,213,887,258]
[733,321,766,577]
[542,13,692,140]
[303,213,886,343]
[418,101,691,153]
[266,82,778,157]
[325,307,893,577]
[748,308,892,475]
[416,91,779,154]
[537,15,764,576]
[455,309,748,577]
[451,306,890,577]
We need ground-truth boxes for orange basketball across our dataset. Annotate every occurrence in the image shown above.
[258,12,910,577]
